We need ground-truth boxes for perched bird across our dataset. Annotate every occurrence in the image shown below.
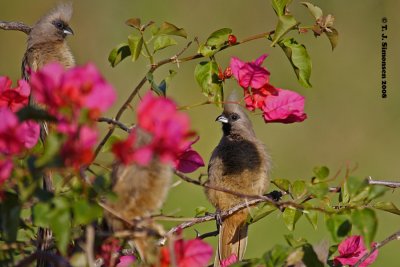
[19,4,75,267]
[205,92,271,266]
[105,129,173,264]
[21,2,75,81]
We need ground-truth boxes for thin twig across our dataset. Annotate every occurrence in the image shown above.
[165,198,266,236]
[354,229,400,267]
[98,201,162,238]
[367,176,400,188]
[197,230,219,240]
[86,225,96,267]
[0,20,31,34]
[97,117,132,133]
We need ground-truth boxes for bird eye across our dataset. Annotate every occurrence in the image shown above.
[54,21,64,29]
[231,113,239,121]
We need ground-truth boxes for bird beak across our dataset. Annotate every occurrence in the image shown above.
[216,114,229,124]
[63,26,74,35]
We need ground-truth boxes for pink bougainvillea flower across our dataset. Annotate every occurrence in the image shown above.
[0,108,40,155]
[220,253,238,267]
[243,84,278,111]
[0,159,13,187]
[262,88,307,123]
[30,63,116,118]
[61,126,98,169]
[112,131,153,166]
[113,92,198,167]
[160,237,213,267]
[19,121,41,149]
[116,255,136,267]
[96,238,121,267]
[0,77,30,112]
[175,136,205,173]
[230,54,270,89]
[334,235,378,267]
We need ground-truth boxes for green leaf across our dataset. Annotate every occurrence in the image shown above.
[205,28,232,46]
[278,38,312,88]
[198,28,232,57]
[325,27,339,50]
[158,70,177,95]
[271,15,298,46]
[102,135,122,153]
[195,206,207,217]
[147,71,177,96]
[108,43,131,67]
[272,178,291,192]
[301,2,323,19]
[248,203,277,224]
[282,207,302,231]
[73,200,102,225]
[373,201,400,215]
[284,234,307,248]
[194,61,224,107]
[352,208,377,246]
[125,18,141,29]
[263,244,291,267]
[35,133,62,167]
[345,176,368,198]
[271,0,292,16]
[0,192,21,242]
[308,182,329,199]
[302,244,324,267]
[48,197,71,255]
[313,166,330,180]
[291,180,306,199]
[367,185,388,201]
[303,205,318,230]
[128,34,144,62]
[325,214,351,242]
[153,35,177,52]
[32,202,51,227]
[158,22,187,38]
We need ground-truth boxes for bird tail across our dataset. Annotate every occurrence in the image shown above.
[215,211,248,266]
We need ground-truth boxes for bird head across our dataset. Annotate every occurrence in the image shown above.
[216,90,256,139]
[28,3,73,47]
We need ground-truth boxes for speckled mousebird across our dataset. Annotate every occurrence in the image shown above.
[205,92,271,266]
[104,128,173,264]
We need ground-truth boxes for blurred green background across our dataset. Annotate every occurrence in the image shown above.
[1,0,400,265]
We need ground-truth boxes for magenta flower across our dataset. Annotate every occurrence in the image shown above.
[0,77,30,112]
[262,88,307,123]
[30,63,116,118]
[175,137,205,173]
[160,237,213,267]
[113,92,200,167]
[334,235,378,267]
[244,84,277,111]
[61,126,98,169]
[220,253,238,267]
[230,54,270,89]
[116,255,136,267]
[229,55,307,124]
[112,132,153,166]
[0,108,40,155]
[0,159,13,187]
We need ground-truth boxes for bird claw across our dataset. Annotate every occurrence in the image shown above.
[215,210,223,229]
